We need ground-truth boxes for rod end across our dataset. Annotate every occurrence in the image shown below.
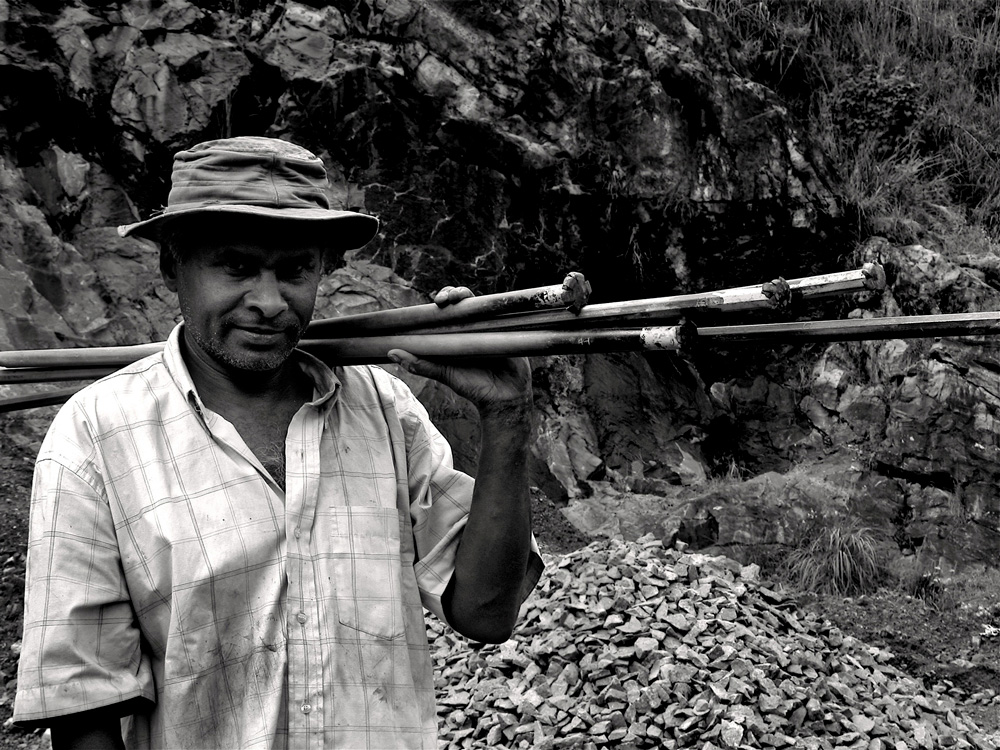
[761,277,793,309]
[640,319,697,352]
[561,272,592,314]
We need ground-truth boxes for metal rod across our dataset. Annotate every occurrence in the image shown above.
[2,306,992,377]
[0,365,123,384]
[300,327,689,362]
[699,311,1000,343]
[306,273,591,337]
[0,328,690,387]
[0,342,165,369]
[0,386,87,414]
[401,264,886,334]
[0,265,881,370]
[0,327,689,375]
[4,311,1000,411]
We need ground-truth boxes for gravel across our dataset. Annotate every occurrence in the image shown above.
[429,536,999,749]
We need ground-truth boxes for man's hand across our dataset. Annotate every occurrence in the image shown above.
[386,285,532,416]
[386,350,532,416]
[49,704,133,750]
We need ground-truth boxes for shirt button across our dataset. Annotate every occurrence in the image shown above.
[294,527,301,539]
[301,703,312,714]
[296,612,308,624]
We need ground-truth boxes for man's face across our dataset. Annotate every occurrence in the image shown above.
[162,223,326,374]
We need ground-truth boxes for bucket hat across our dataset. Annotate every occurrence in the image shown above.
[117,136,379,249]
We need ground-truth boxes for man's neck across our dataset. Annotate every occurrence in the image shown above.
[179,335,313,491]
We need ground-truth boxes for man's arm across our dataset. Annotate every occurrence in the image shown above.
[14,411,154,742]
[442,383,533,643]
[49,705,130,750]
[388,292,535,643]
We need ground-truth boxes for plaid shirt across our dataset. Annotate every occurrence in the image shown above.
[14,325,541,749]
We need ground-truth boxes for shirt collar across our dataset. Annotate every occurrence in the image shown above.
[161,323,342,419]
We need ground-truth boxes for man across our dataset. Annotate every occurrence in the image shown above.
[13,136,542,749]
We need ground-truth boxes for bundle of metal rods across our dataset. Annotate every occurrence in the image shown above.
[3,260,997,414]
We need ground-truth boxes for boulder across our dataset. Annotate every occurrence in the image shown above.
[110,33,252,154]
[0,158,109,352]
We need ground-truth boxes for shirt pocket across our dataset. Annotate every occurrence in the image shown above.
[329,506,407,640]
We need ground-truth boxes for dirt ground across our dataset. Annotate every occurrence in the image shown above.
[805,588,1000,735]
[0,431,40,750]
[0,432,996,748]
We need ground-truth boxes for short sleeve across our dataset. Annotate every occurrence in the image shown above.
[13,405,155,726]
[388,377,543,624]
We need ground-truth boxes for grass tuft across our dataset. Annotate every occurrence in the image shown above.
[781,520,887,596]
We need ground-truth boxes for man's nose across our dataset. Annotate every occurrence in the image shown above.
[244,272,289,318]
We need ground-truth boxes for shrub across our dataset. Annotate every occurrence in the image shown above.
[897,567,960,612]
[830,137,955,242]
[903,563,1000,614]
[781,521,887,596]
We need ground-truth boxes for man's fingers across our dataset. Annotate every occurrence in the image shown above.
[387,349,416,372]
[386,350,462,395]
[387,350,532,414]
[433,286,474,307]
[432,287,455,307]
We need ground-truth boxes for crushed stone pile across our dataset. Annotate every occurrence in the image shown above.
[428,536,999,750]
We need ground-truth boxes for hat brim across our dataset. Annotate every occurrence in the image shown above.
[118,204,380,250]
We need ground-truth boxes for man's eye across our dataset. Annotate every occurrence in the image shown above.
[223,261,251,276]
[280,261,315,279]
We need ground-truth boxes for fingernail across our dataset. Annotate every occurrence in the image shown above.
[387,352,401,364]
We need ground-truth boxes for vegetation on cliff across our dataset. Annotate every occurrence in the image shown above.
[705,0,1000,239]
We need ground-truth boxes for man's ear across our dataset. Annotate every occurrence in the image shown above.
[159,248,179,292]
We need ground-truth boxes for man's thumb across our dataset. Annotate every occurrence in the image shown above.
[387,349,444,381]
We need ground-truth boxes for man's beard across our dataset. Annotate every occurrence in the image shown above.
[191,319,304,373]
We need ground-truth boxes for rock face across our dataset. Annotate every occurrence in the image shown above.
[0,1,997,569]
[702,241,1000,568]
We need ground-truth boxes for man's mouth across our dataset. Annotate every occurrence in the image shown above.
[233,325,295,344]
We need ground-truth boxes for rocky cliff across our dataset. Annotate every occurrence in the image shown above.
[0,0,996,571]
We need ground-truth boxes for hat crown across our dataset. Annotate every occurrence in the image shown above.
[168,136,332,212]
[186,136,318,160]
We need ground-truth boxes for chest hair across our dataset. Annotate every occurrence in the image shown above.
[255,438,287,490]
[230,416,292,491]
